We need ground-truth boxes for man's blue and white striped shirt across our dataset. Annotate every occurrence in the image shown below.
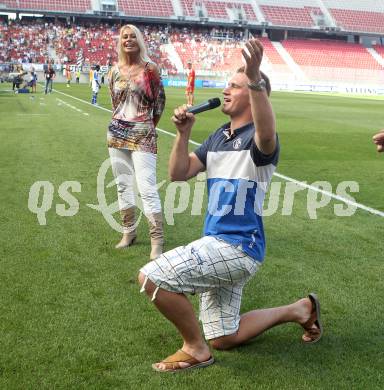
[194,122,279,262]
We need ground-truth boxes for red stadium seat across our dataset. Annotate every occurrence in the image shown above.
[282,39,384,83]
[260,5,322,28]
[373,45,384,58]
[117,0,175,17]
[259,37,285,65]
[329,9,384,34]
[283,39,382,69]
[3,0,91,12]
[180,0,257,21]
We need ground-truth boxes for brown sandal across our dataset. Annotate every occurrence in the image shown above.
[301,293,323,344]
[152,349,215,372]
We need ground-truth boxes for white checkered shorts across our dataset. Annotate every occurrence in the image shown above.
[139,236,261,340]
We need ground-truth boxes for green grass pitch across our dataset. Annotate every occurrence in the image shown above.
[0,81,383,389]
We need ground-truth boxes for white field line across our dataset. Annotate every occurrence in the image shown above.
[48,87,384,218]
[17,113,49,116]
[274,172,384,217]
[56,97,90,116]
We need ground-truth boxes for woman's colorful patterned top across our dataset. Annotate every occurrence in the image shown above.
[108,62,166,153]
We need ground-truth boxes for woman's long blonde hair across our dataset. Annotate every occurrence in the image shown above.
[117,24,151,65]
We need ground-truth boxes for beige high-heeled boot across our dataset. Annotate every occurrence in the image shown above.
[115,207,137,249]
[148,212,164,260]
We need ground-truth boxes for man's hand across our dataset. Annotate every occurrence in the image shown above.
[373,130,384,152]
[241,39,263,82]
[172,104,195,136]
[169,104,203,182]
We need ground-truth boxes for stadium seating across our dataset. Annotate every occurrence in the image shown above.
[180,0,257,21]
[282,39,384,83]
[242,3,258,21]
[171,35,292,76]
[0,20,177,72]
[172,38,244,72]
[256,37,294,83]
[373,45,384,58]
[328,9,384,34]
[2,16,384,85]
[2,0,92,13]
[322,0,384,34]
[117,0,175,17]
[54,24,174,72]
[3,0,384,36]
[258,37,284,65]
[55,24,117,65]
[180,0,196,17]
[204,1,257,21]
[257,0,322,28]
[0,21,48,63]
[283,40,382,69]
[260,5,322,28]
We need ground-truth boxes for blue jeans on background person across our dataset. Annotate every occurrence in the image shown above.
[91,92,98,105]
[45,78,53,94]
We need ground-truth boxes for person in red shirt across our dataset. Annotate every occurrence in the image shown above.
[185,60,195,105]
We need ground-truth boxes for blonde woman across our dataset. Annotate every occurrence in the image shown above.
[108,24,166,259]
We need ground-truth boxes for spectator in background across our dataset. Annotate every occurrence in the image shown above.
[91,64,100,105]
[30,67,37,93]
[44,64,55,94]
[65,64,72,87]
[12,65,25,92]
[373,130,384,152]
[89,66,93,86]
[185,60,195,105]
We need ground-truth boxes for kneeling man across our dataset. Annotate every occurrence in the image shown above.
[139,39,322,372]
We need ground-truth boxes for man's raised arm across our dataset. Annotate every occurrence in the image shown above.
[242,39,276,155]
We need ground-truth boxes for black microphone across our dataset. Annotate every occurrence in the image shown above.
[187,98,221,115]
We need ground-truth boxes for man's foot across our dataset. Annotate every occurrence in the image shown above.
[296,293,323,344]
[152,349,214,372]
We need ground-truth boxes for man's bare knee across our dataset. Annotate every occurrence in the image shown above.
[138,272,156,295]
[138,271,146,286]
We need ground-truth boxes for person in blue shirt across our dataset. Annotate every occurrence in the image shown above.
[138,39,323,372]
[91,65,101,105]
[29,67,37,93]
